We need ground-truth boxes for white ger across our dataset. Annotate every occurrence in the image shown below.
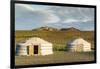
[67,38,91,52]
[16,37,53,56]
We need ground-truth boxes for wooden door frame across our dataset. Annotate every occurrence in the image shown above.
[27,45,40,56]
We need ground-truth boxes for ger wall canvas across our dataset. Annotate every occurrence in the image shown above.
[11,1,96,68]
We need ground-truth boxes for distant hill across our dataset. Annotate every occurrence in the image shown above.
[60,27,80,32]
[32,26,58,31]
[32,26,94,32]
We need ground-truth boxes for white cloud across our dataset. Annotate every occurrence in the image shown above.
[16,4,94,24]
[82,18,93,22]
[63,18,93,23]
[16,4,34,11]
[15,4,60,24]
[63,19,80,23]
[15,4,94,31]
[48,6,94,24]
[42,11,60,23]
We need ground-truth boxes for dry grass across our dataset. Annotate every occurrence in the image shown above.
[15,30,95,66]
[15,51,94,66]
[15,30,94,51]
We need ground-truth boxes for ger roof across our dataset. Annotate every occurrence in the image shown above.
[68,38,90,45]
[21,37,52,46]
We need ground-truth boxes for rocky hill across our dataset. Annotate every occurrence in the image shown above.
[32,26,58,31]
[60,27,80,32]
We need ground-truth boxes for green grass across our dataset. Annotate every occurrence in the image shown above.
[15,51,94,66]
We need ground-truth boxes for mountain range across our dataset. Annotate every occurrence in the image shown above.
[32,26,91,32]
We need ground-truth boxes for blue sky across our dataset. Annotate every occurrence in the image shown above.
[15,4,95,31]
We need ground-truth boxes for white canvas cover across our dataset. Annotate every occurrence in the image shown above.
[22,37,52,46]
[67,38,91,52]
[16,37,53,56]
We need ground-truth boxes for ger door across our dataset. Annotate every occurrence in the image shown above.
[34,45,38,55]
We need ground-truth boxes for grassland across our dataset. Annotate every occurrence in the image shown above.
[15,51,94,66]
[15,30,95,66]
[15,30,94,51]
